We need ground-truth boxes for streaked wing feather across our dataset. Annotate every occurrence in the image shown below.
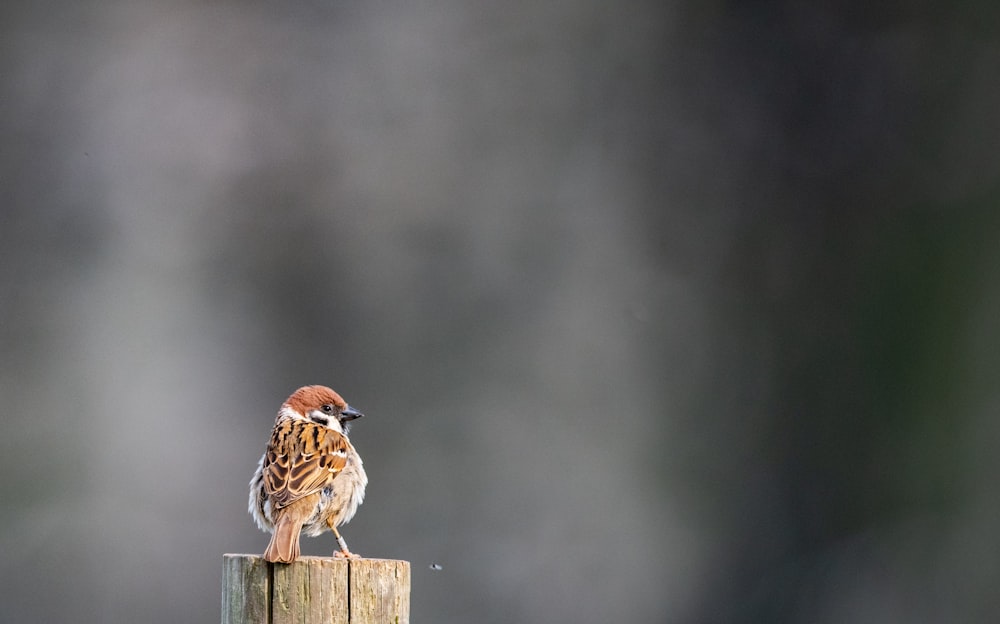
[263,420,349,509]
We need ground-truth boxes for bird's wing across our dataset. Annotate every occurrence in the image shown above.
[263,420,349,509]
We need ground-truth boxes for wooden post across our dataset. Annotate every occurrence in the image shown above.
[222,555,410,624]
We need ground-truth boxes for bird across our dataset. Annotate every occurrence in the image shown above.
[249,385,368,563]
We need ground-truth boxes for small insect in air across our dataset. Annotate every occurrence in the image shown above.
[429,563,443,571]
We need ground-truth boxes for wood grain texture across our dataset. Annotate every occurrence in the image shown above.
[273,557,349,624]
[222,555,410,624]
[348,559,411,624]
[222,554,270,624]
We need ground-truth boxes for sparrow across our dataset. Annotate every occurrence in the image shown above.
[249,385,368,563]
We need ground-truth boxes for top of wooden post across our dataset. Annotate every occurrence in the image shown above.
[222,554,410,624]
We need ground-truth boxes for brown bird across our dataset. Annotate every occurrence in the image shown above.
[249,385,368,563]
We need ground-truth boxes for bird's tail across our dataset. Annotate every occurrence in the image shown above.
[263,515,302,563]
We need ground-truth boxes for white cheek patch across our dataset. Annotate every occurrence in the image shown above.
[281,405,345,433]
[307,410,343,433]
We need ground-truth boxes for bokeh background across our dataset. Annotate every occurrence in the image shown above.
[3,2,1000,622]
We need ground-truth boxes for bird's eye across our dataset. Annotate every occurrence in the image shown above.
[322,404,334,413]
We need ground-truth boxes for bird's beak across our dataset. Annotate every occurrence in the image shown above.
[341,405,364,421]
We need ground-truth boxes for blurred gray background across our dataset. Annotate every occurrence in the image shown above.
[3,1,1000,623]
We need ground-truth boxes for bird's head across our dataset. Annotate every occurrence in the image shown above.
[281,385,364,434]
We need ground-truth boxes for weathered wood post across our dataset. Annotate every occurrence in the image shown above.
[222,555,410,624]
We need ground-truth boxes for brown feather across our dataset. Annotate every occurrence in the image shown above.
[263,420,350,509]
[264,514,301,563]
[262,493,322,563]
[285,386,347,418]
